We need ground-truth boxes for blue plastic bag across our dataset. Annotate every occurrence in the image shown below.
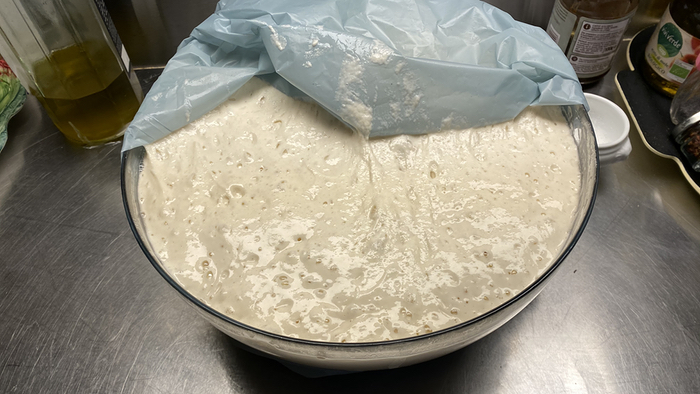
[122,0,586,151]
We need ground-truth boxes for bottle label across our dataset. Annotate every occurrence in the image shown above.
[92,0,132,73]
[546,0,635,79]
[546,0,577,53]
[644,7,698,85]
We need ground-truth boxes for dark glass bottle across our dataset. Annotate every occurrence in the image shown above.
[546,0,639,84]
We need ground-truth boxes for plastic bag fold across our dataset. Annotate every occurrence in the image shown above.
[122,0,586,152]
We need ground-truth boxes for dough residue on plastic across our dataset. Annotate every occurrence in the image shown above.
[336,55,373,135]
[267,25,287,51]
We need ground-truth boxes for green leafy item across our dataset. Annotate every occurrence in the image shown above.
[0,60,27,152]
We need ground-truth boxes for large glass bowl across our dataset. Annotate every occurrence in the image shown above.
[121,104,598,371]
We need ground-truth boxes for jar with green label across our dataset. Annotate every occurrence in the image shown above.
[642,0,700,97]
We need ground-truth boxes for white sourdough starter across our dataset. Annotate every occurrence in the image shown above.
[138,78,581,343]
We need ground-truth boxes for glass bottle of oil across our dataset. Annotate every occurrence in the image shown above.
[0,0,142,146]
[642,0,700,97]
[546,0,639,84]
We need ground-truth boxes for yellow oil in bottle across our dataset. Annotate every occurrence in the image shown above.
[30,43,142,145]
[642,0,700,97]
[642,59,679,97]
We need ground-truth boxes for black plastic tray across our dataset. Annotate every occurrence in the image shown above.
[616,26,700,193]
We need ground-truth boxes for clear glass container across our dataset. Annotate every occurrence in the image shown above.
[670,59,700,171]
[670,64,700,125]
[121,104,599,371]
[0,0,143,145]
[672,117,700,172]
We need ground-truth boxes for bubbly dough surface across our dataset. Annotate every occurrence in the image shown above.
[138,78,581,342]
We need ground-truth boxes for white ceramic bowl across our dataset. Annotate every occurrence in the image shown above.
[584,93,631,164]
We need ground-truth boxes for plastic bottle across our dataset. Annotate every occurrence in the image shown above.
[546,0,639,84]
[0,0,143,145]
[642,0,700,97]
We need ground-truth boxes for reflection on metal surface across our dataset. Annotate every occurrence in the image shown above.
[628,0,671,37]
[484,0,556,28]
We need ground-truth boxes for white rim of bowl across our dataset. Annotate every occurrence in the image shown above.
[584,93,630,150]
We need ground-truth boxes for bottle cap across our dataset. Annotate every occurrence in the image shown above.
[671,112,700,143]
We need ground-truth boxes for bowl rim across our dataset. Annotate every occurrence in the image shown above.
[121,106,599,349]
[584,92,630,150]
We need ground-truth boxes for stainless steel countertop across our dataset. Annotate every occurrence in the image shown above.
[2,25,700,394]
